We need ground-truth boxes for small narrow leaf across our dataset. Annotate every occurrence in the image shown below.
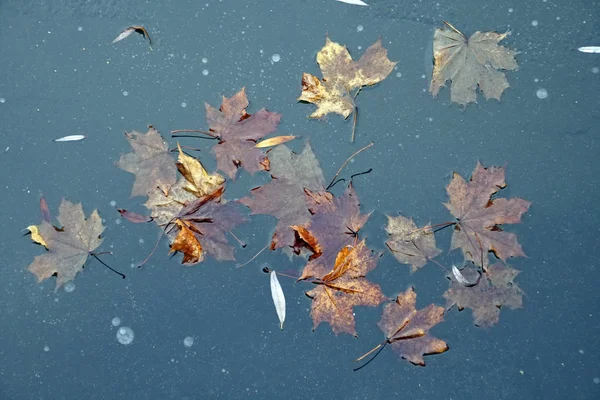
[336,0,369,6]
[255,135,296,148]
[578,46,600,54]
[53,135,86,142]
[270,271,286,330]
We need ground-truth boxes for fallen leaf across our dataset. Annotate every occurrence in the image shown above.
[451,264,481,287]
[53,135,86,142]
[299,240,387,336]
[270,271,286,330]
[113,26,152,46]
[240,142,325,250]
[26,225,48,249]
[578,46,600,54]
[26,195,54,248]
[444,162,530,269]
[40,196,51,223]
[117,208,153,223]
[169,187,246,264]
[175,142,225,198]
[292,183,370,267]
[385,215,441,273]
[336,0,368,5]
[206,88,282,180]
[255,135,296,148]
[298,37,396,119]
[444,262,523,327]
[117,126,177,198]
[429,21,518,107]
[143,151,224,230]
[375,287,448,366]
[27,199,105,291]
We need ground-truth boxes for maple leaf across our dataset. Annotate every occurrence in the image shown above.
[206,88,282,180]
[144,148,225,229]
[299,240,387,336]
[27,199,104,291]
[139,149,236,264]
[292,183,370,266]
[443,262,523,327]
[371,287,448,366]
[444,162,530,269]
[429,21,519,107]
[117,126,177,197]
[385,215,442,273]
[175,143,225,198]
[298,37,396,119]
[240,142,325,250]
[169,187,246,264]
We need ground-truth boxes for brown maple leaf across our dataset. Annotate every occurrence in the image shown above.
[429,21,519,107]
[27,199,105,291]
[117,126,177,198]
[206,88,282,180]
[356,287,448,367]
[298,37,396,124]
[169,187,246,264]
[299,240,387,336]
[175,143,225,198]
[240,142,325,250]
[385,215,442,273]
[292,183,370,266]
[443,262,523,327]
[444,162,530,269]
[144,148,225,230]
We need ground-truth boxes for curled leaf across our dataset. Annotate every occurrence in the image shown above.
[26,225,48,249]
[451,265,481,287]
[113,26,152,46]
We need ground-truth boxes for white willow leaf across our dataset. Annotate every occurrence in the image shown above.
[578,46,600,54]
[335,0,369,6]
[270,271,286,330]
[53,135,86,142]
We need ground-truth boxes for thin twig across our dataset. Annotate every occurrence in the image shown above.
[351,105,358,143]
[353,342,387,372]
[350,168,372,180]
[228,230,247,248]
[236,242,270,268]
[326,142,374,190]
[171,129,220,139]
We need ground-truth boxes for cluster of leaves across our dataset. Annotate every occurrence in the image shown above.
[25,25,526,368]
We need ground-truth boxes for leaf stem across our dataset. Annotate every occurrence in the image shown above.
[236,241,270,268]
[353,341,387,371]
[90,252,125,279]
[326,142,374,190]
